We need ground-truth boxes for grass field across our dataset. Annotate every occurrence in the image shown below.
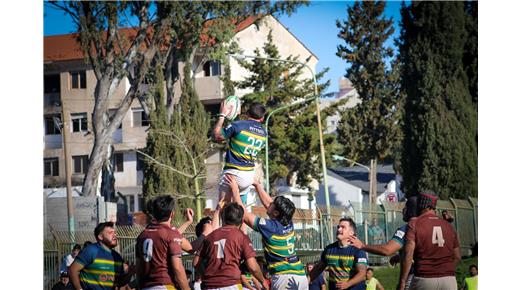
[373,257,478,289]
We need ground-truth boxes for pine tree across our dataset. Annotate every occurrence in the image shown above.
[335,1,402,166]
[399,1,477,199]
[237,30,333,191]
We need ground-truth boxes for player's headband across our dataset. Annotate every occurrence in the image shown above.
[418,192,438,210]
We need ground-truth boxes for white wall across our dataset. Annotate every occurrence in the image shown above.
[230,15,318,98]
[114,151,138,187]
[316,171,363,211]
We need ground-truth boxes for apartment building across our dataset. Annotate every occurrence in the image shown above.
[43,15,318,213]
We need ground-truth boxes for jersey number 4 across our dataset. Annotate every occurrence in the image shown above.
[431,226,445,247]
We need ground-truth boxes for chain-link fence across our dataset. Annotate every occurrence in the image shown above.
[44,197,477,289]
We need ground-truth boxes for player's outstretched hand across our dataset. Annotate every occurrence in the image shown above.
[336,281,349,290]
[184,208,194,223]
[347,234,363,249]
[224,174,239,193]
[389,254,400,266]
[261,279,269,290]
[252,178,260,187]
[220,99,231,117]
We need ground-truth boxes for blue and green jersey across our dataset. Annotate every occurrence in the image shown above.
[253,217,305,276]
[320,241,368,290]
[74,242,124,290]
[222,120,266,171]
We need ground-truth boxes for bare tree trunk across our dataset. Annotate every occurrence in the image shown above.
[83,136,111,197]
[82,82,140,196]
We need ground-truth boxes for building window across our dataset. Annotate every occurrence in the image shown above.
[44,74,60,94]
[70,71,86,89]
[72,155,89,174]
[113,152,124,172]
[129,195,135,212]
[203,60,221,76]
[132,109,150,127]
[136,153,144,171]
[71,113,88,132]
[44,114,62,135]
[44,158,59,176]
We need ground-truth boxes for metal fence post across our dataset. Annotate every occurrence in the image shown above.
[468,197,478,243]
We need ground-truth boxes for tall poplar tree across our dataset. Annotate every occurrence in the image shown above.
[335,1,402,166]
[399,1,477,199]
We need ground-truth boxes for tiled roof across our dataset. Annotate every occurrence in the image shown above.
[44,16,259,62]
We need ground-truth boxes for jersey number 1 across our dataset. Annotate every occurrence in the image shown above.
[214,239,227,259]
[431,226,445,247]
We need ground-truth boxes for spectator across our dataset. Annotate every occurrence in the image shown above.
[461,264,478,290]
[368,218,385,245]
[82,241,93,249]
[193,272,202,290]
[441,210,455,223]
[307,262,325,290]
[365,268,384,290]
[51,272,73,290]
[59,244,81,274]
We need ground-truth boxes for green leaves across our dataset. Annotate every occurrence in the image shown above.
[399,2,477,199]
[237,30,331,191]
[336,0,402,164]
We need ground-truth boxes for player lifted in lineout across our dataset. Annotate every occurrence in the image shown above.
[212,96,267,211]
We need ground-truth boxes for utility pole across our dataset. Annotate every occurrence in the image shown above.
[59,98,75,241]
[369,159,378,206]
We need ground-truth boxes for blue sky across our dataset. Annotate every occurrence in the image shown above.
[44,1,402,96]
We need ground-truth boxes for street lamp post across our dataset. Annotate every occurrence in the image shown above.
[229,53,332,239]
[332,154,374,207]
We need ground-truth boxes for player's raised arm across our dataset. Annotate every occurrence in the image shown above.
[212,101,231,142]
[177,208,194,234]
[348,234,401,256]
[252,178,273,209]
[225,174,256,228]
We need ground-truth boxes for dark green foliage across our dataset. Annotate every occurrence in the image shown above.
[237,30,333,191]
[399,1,477,199]
[143,63,210,221]
[464,1,478,107]
[335,1,403,166]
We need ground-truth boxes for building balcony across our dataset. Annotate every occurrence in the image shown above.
[194,76,223,103]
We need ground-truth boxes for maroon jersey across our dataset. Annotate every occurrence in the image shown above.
[136,223,184,288]
[406,211,460,278]
[197,225,256,288]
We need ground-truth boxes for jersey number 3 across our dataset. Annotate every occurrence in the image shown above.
[431,226,445,247]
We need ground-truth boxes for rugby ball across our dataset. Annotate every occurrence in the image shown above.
[223,95,241,121]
